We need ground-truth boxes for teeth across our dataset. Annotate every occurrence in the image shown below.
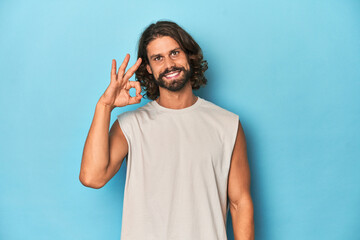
[165,71,179,77]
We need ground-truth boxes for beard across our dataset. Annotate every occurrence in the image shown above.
[154,66,192,92]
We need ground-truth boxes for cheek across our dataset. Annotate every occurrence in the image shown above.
[180,58,190,70]
[182,61,190,71]
[153,67,163,77]
[148,64,159,76]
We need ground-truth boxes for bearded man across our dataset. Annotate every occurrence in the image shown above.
[80,20,254,240]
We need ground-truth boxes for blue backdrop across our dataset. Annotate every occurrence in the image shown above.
[0,0,359,239]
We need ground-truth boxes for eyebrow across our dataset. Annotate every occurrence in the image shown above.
[149,47,182,59]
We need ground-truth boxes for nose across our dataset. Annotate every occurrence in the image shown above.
[164,56,175,70]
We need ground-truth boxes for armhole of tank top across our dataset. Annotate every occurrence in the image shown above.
[226,114,240,226]
[117,113,131,159]
[232,114,240,148]
[229,114,240,164]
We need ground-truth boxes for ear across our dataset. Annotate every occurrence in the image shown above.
[146,64,153,74]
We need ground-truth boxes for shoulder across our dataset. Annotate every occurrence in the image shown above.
[117,100,155,123]
[117,109,134,123]
[198,98,240,149]
[199,98,239,120]
[198,98,240,138]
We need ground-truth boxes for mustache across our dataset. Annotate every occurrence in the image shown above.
[159,66,186,79]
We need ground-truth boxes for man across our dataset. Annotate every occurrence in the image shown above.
[80,21,254,240]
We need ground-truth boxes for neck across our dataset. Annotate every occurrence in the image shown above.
[156,83,198,109]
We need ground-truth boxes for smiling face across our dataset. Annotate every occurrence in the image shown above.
[146,36,191,92]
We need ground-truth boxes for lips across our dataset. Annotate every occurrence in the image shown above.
[164,70,181,79]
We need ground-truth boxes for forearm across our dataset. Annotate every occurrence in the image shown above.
[79,100,114,188]
[230,194,255,240]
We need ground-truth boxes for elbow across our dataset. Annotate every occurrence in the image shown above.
[229,193,254,212]
[79,173,105,189]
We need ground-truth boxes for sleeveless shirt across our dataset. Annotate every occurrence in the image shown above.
[117,96,239,240]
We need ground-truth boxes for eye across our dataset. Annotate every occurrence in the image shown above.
[154,56,161,61]
[171,51,179,56]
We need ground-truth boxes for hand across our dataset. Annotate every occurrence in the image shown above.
[99,54,143,109]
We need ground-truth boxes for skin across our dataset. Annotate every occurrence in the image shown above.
[146,36,198,109]
[228,121,255,240]
[79,54,143,189]
[79,35,254,240]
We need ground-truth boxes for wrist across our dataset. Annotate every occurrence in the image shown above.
[96,100,114,111]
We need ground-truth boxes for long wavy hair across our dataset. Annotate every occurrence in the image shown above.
[135,20,208,100]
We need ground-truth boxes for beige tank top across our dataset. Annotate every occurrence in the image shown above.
[117,96,239,240]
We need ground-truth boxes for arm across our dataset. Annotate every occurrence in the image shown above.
[79,55,142,189]
[79,103,128,189]
[228,120,254,240]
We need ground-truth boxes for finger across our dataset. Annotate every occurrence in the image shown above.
[122,57,142,82]
[128,94,142,105]
[123,58,142,82]
[127,81,143,105]
[117,54,130,81]
[111,59,116,81]
[128,81,142,96]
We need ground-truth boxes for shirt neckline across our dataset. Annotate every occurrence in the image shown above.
[151,96,204,113]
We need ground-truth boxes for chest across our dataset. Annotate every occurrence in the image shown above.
[130,114,226,169]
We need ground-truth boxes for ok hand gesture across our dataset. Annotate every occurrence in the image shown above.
[99,54,143,109]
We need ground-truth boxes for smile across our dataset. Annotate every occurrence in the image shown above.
[164,70,181,79]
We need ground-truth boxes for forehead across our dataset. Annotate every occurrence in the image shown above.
[146,36,181,56]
